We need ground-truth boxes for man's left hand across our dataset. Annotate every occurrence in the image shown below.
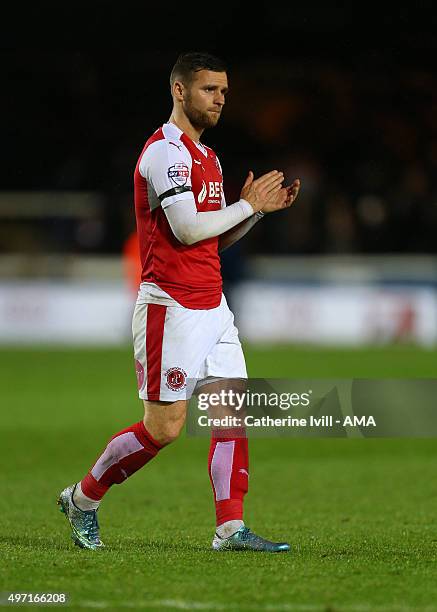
[261,178,301,214]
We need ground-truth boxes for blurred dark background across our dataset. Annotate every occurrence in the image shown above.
[2,3,437,258]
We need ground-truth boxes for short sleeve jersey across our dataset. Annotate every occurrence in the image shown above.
[134,122,226,310]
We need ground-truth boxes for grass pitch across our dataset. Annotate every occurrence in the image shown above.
[1,344,437,611]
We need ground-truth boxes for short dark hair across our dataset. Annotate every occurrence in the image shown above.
[170,52,227,87]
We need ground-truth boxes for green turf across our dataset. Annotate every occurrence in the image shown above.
[1,345,437,611]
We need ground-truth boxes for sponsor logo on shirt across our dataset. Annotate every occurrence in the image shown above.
[168,163,189,186]
[198,181,207,204]
[209,181,222,198]
[197,181,223,205]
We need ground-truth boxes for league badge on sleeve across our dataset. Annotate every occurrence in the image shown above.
[168,163,189,186]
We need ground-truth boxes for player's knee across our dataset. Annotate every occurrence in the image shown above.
[152,424,183,446]
[159,426,182,445]
[143,399,187,446]
[143,416,185,446]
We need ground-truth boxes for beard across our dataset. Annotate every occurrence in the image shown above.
[183,94,221,130]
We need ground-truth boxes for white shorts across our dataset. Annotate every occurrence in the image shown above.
[132,288,247,402]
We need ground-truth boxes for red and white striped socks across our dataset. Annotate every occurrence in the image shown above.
[73,420,162,511]
[73,421,250,539]
[208,428,249,537]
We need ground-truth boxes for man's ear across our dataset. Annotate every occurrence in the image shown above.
[172,80,185,102]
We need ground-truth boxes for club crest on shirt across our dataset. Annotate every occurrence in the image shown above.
[165,367,187,391]
[168,163,189,186]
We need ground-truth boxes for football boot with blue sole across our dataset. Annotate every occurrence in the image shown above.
[57,484,104,550]
[212,526,290,552]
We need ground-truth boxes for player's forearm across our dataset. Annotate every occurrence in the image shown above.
[164,197,254,245]
[218,212,264,252]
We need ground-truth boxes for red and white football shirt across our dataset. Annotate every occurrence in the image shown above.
[134,122,225,310]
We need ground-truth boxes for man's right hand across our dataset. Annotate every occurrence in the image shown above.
[240,170,284,214]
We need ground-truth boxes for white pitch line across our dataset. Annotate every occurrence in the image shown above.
[76,599,437,612]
